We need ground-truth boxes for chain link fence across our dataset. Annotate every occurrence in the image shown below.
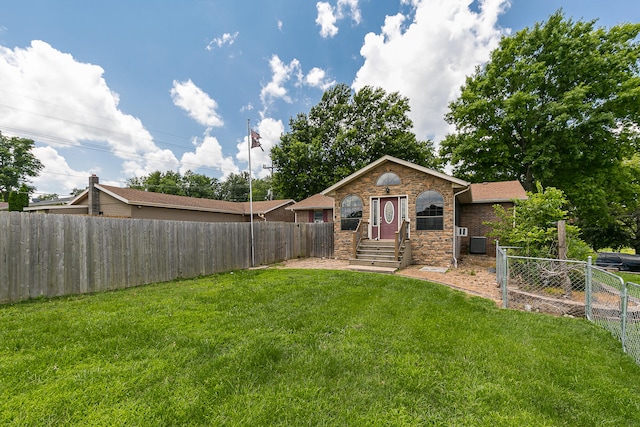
[497,244,640,366]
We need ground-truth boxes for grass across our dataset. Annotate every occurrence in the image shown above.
[2,269,640,426]
[617,271,640,285]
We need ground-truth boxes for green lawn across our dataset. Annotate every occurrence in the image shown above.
[617,271,640,285]
[2,269,640,426]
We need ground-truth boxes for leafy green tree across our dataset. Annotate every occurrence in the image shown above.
[219,172,250,202]
[580,156,640,252]
[271,84,438,201]
[487,183,591,259]
[33,193,59,202]
[0,131,43,202]
[70,187,86,197]
[126,170,220,199]
[250,176,281,201]
[8,184,30,212]
[182,170,220,199]
[440,12,640,250]
[128,170,184,195]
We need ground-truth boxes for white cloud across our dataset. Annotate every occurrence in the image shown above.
[235,117,284,179]
[277,20,283,31]
[122,148,181,178]
[0,40,179,181]
[339,0,361,24]
[170,79,224,128]
[316,0,362,38]
[316,2,339,38]
[206,32,239,51]
[31,146,95,195]
[180,132,239,179]
[260,55,302,107]
[305,67,336,90]
[352,0,510,143]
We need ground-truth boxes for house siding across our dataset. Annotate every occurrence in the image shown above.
[131,206,243,222]
[332,162,456,266]
[99,192,133,217]
[263,205,295,222]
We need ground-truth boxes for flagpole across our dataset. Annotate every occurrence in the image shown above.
[247,119,255,267]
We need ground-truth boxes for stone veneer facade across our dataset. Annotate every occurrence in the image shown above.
[332,162,461,267]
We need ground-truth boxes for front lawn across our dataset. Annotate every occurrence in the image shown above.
[1,269,639,426]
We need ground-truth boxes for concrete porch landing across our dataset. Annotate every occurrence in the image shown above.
[346,265,398,274]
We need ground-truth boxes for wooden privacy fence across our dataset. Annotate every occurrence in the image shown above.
[0,212,334,304]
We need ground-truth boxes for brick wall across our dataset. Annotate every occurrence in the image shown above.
[294,209,333,223]
[459,202,513,257]
[332,162,457,266]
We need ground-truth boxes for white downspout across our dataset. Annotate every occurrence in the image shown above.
[452,186,471,268]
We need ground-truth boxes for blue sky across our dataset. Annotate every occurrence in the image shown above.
[0,0,638,197]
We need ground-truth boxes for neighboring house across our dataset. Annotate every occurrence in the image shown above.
[0,202,8,211]
[286,193,334,223]
[321,155,526,267]
[24,175,296,223]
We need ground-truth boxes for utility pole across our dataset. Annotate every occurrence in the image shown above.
[262,163,276,177]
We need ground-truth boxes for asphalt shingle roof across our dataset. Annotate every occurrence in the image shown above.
[470,181,527,203]
[97,184,293,214]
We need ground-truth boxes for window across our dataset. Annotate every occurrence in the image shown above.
[340,195,363,231]
[372,199,379,226]
[376,172,401,186]
[400,197,407,222]
[314,210,323,223]
[416,190,444,230]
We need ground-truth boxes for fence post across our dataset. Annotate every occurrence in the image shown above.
[585,256,593,321]
[501,248,508,309]
[621,284,629,354]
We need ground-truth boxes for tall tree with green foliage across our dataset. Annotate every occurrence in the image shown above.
[581,155,640,252]
[487,183,591,259]
[0,131,43,202]
[219,172,250,202]
[271,84,438,201]
[125,170,275,203]
[126,170,221,199]
[440,12,640,250]
[7,184,30,212]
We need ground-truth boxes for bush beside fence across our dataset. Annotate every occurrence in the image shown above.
[0,212,333,304]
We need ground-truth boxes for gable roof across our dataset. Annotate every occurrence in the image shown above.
[321,155,470,196]
[469,181,527,203]
[71,184,294,215]
[286,193,334,211]
[241,199,297,214]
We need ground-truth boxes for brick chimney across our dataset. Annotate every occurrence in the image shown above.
[88,174,100,215]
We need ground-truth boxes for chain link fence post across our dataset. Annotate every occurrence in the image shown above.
[585,256,593,321]
[621,284,629,353]
[501,247,508,309]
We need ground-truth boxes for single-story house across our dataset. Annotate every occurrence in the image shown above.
[322,155,526,267]
[286,193,334,223]
[24,175,296,223]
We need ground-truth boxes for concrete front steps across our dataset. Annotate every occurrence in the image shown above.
[348,239,407,273]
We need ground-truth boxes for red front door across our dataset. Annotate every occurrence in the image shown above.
[380,197,398,239]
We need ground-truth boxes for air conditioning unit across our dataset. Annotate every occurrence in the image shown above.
[456,227,468,237]
[470,236,487,254]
